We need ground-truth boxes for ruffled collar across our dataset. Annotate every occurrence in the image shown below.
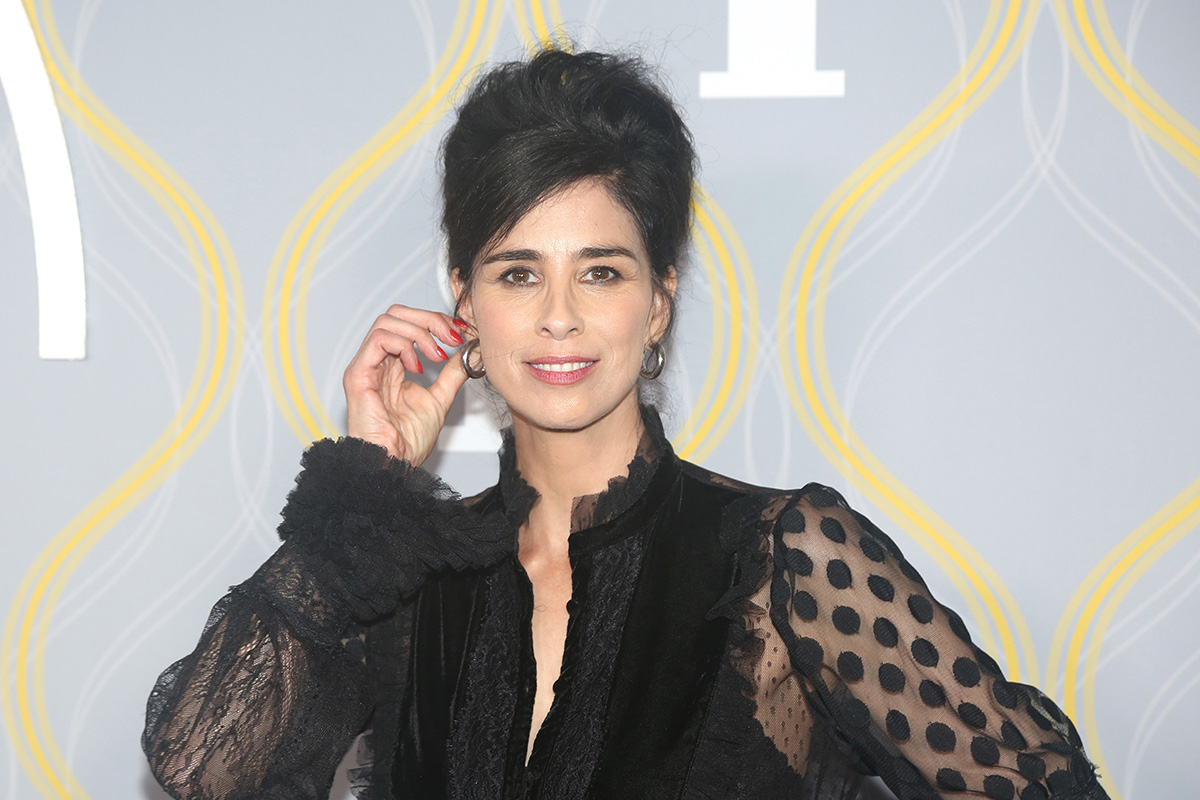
[495,405,671,537]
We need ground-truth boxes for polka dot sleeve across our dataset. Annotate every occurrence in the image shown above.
[764,484,1107,799]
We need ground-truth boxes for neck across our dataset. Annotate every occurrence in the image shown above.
[510,397,645,551]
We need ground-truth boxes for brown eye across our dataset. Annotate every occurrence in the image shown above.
[586,266,618,282]
[503,268,535,285]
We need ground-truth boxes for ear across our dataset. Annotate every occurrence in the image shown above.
[450,270,476,331]
[648,265,677,343]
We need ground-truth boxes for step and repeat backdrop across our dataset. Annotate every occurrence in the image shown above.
[2,1,1197,797]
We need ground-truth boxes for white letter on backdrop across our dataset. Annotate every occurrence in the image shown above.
[700,0,845,98]
[0,0,87,359]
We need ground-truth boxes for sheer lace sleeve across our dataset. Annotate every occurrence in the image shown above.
[142,437,512,800]
[763,484,1108,799]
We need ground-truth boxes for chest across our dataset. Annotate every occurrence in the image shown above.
[392,469,748,799]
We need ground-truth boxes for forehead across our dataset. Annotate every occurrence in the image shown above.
[492,179,646,255]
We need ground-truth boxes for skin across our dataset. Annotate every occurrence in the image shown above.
[344,178,675,761]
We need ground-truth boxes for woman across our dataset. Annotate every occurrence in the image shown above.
[143,50,1108,800]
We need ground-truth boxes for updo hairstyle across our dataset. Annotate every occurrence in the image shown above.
[441,49,697,342]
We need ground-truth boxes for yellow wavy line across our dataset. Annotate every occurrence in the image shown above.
[674,190,760,463]
[529,0,571,51]
[1044,4,1200,794]
[1058,0,1199,175]
[780,0,1039,678]
[671,203,728,455]
[0,2,244,798]
[266,0,501,445]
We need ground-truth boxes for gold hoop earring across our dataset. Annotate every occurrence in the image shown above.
[461,340,486,379]
[640,342,665,380]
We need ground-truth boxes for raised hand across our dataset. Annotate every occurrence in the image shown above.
[342,305,472,465]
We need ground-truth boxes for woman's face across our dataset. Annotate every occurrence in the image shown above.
[455,178,673,434]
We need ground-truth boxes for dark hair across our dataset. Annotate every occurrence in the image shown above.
[441,49,696,340]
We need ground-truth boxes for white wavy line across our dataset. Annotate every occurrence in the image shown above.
[842,1,1069,432]
[1122,644,1200,799]
[320,238,437,415]
[0,128,30,209]
[1097,538,1200,672]
[50,252,183,625]
[1122,0,1200,236]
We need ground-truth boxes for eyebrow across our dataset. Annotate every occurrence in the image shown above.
[480,245,640,266]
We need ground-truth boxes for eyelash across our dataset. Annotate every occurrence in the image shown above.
[498,266,623,285]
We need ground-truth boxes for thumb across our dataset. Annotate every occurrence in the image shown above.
[428,348,471,415]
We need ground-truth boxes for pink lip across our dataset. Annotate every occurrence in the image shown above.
[525,355,597,385]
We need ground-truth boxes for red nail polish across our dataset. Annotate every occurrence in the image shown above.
[447,330,464,345]
[453,318,469,328]
[435,347,448,360]
[415,361,424,374]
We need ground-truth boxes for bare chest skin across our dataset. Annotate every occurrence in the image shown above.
[518,521,574,764]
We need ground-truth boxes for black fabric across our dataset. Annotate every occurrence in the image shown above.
[142,408,1111,800]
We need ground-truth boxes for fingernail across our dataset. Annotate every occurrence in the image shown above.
[435,347,448,360]
[447,330,464,345]
[453,318,469,328]
[415,361,424,374]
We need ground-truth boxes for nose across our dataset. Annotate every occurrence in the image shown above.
[537,283,583,340]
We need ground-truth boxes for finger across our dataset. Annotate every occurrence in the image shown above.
[371,313,457,364]
[427,345,471,414]
[348,328,423,379]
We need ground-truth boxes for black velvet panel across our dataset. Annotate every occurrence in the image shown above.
[588,465,739,797]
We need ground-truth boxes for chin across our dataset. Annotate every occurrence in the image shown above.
[505,389,638,435]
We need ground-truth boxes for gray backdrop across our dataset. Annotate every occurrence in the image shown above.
[2,1,1197,798]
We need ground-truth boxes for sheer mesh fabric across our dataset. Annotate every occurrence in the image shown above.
[740,484,1101,799]
[143,411,1107,800]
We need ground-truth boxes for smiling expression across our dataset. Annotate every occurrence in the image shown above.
[454,178,673,433]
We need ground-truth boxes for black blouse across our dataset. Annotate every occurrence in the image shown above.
[143,408,1108,800]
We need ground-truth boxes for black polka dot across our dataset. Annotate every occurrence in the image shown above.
[953,657,981,687]
[984,775,1015,800]
[993,680,1019,709]
[805,486,839,507]
[840,696,870,727]
[1017,753,1046,781]
[971,736,1000,765]
[879,663,906,693]
[793,636,824,667]
[918,679,946,707]
[820,516,846,543]
[1044,740,1073,756]
[859,535,887,562]
[838,651,864,682]
[868,574,895,602]
[1043,697,1067,724]
[874,617,899,647]
[911,638,939,667]
[926,722,956,752]
[832,605,861,635]
[898,558,924,584]
[946,608,972,642]
[885,709,910,740]
[793,590,818,621]
[907,594,934,624]
[1001,721,1027,750]
[936,768,966,791]
[826,559,852,589]
[1047,770,1076,793]
[780,507,806,531]
[1029,706,1054,731]
[958,701,987,729]
[975,646,1002,676]
[783,547,813,576]
[1020,785,1049,800]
